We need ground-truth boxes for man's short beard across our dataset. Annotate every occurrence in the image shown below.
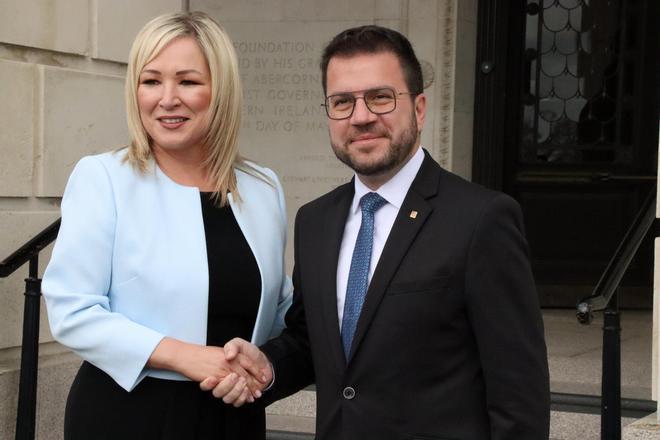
[331,112,418,176]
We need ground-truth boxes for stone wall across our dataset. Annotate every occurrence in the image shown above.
[0,1,476,438]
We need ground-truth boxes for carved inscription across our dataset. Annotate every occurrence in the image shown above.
[233,37,351,192]
[234,40,326,134]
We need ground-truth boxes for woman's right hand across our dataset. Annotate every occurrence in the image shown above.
[199,337,274,407]
[147,337,261,400]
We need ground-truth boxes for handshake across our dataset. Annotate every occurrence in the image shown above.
[150,336,271,408]
[197,338,272,407]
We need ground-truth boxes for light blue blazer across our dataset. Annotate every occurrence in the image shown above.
[42,150,292,391]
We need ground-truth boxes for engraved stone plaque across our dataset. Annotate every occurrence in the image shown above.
[221,21,359,203]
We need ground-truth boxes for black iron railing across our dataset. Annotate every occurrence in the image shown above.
[1,218,61,440]
[574,187,658,440]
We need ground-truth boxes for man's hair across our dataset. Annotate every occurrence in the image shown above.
[320,25,424,95]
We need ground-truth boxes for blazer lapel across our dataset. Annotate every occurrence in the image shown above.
[348,152,441,361]
[317,182,354,370]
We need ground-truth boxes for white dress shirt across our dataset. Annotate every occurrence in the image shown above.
[336,146,425,327]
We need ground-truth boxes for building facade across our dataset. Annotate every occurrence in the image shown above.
[1,0,657,438]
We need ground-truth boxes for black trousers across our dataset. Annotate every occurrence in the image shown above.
[64,362,265,440]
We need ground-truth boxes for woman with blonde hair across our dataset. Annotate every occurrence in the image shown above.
[43,11,290,439]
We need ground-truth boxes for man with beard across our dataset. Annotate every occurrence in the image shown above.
[205,25,551,440]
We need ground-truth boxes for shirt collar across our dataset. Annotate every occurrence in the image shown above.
[351,146,425,214]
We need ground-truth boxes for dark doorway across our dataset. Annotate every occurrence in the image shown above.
[473,0,659,308]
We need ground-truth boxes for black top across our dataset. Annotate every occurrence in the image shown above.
[201,191,261,347]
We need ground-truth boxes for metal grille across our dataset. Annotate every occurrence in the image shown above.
[521,0,636,165]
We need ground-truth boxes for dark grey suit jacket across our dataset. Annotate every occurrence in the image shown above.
[262,150,550,440]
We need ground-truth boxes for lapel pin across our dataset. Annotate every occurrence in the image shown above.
[409,210,418,219]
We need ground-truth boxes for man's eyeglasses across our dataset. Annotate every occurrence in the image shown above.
[322,87,419,120]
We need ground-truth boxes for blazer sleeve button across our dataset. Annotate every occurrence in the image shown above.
[342,386,356,400]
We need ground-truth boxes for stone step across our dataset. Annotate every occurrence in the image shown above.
[266,411,658,440]
[622,413,660,439]
[266,430,314,440]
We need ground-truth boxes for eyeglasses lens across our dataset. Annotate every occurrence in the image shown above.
[326,88,396,119]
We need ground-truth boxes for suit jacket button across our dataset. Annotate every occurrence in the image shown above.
[342,386,356,400]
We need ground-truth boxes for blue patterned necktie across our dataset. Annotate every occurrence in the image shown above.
[341,192,387,359]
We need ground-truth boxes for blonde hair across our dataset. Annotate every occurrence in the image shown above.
[124,11,265,205]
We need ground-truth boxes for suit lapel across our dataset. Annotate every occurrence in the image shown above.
[318,182,354,370]
[348,152,441,361]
